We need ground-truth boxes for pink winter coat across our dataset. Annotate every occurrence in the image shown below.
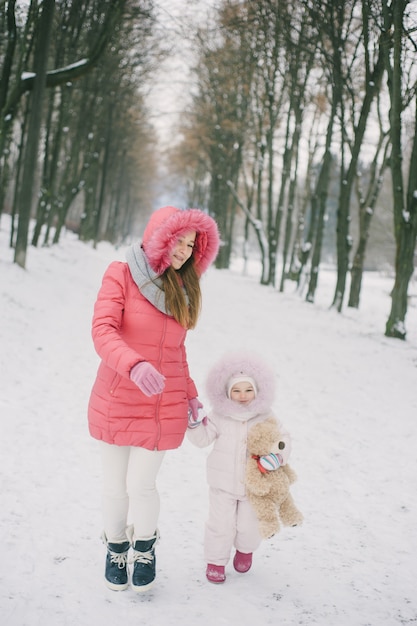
[187,351,292,497]
[88,206,219,450]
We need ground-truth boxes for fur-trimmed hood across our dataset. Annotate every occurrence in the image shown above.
[140,205,220,276]
[205,351,276,421]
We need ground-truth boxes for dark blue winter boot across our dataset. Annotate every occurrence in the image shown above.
[104,539,130,591]
[131,532,158,592]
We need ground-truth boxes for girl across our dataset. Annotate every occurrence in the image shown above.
[88,205,219,592]
[187,351,292,583]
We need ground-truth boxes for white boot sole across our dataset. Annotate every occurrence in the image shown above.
[131,580,155,593]
[105,579,129,591]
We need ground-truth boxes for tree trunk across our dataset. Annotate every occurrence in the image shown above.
[227,180,269,283]
[269,117,292,286]
[14,0,55,268]
[331,44,385,311]
[279,106,302,292]
[305,90,337,303]
[385,91,417,338]
[348,133,390,308]
[383,0,417,339]
[306,150,333,303]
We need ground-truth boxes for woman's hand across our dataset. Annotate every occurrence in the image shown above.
[130,361,165,396]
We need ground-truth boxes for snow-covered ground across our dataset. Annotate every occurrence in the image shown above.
[1,215,416,626]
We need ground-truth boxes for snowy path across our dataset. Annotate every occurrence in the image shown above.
[1,227,416,625]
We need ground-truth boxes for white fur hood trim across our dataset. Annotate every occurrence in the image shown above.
[205,351,276,422]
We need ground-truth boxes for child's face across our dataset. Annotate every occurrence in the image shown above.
[229,381,256,405]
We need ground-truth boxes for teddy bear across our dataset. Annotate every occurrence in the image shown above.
[245,417,303,538]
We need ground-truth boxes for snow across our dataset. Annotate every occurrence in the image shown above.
[1,214,417,626]
[47,59,88,75]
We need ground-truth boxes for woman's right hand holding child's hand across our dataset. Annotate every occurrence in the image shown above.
[130,361,165,396]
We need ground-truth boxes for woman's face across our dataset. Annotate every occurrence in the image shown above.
[170,231,196,270]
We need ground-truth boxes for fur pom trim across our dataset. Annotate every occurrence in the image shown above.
[205,351,276,417]
[142,206,220,275]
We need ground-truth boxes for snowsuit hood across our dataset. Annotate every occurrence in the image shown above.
[205,351,276,421]
[141,205,220,276]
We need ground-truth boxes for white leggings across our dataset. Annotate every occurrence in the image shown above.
[99,442,166,543]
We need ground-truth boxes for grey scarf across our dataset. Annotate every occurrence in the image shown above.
[126,242,169,315]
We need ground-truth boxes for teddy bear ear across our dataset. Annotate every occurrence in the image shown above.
[279,442,285,450]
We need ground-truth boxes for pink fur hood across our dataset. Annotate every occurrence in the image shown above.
[205,351,276,420]
[142,205,220,276]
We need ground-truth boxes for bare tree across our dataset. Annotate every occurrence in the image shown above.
[382,0,417,339]
[155,0,416,336]
[1,0,157,266]
[276,2,319,292]
[177,1,257,268]
[1,0,131,267]
[13,0,55,269]
[348,95,391,308]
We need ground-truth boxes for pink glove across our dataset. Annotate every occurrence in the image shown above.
[188,398,207,428]
[130,362,165,397]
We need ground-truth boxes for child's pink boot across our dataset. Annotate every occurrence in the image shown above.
[233,550,252,573]
[206,563,226,583]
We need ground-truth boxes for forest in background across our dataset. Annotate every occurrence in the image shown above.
[0,0,416,338]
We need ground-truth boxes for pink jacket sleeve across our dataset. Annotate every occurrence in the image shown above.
[91,263,146,378]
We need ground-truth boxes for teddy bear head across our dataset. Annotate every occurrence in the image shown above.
[247,417,287,460]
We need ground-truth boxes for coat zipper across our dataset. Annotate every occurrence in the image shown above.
[154,314,167,449]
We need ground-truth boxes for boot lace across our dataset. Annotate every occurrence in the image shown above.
[109,550,129,569]
[131,548,154,565]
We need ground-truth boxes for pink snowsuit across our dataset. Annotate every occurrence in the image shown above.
[187,351,291,566]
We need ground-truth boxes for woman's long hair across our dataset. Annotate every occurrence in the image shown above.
[161,259,201,329]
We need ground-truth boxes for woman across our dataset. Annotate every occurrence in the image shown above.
[88,205,219,592]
